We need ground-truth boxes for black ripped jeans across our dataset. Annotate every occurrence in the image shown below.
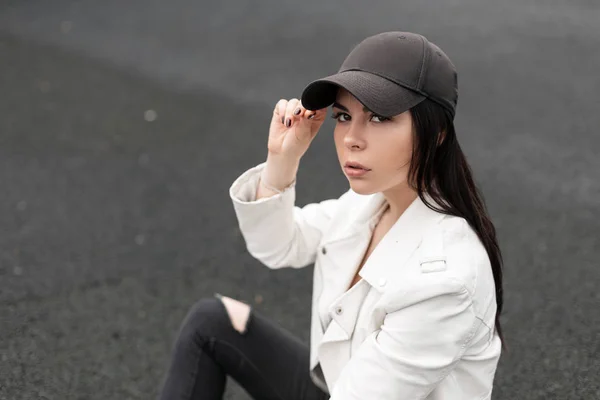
[157,296,330,400]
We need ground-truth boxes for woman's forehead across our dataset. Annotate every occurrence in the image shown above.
[334,89,367,110]
[335,87,354,101]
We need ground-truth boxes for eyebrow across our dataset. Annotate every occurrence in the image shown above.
[332,101,371,113]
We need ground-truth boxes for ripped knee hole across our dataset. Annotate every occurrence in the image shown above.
[218,295,251,334]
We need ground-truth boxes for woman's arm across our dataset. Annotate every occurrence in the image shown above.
[230,98,333,269]
[230,159,347,270]
[255,152,299,200]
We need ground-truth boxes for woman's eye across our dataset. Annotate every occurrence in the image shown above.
[370,114,389,123]
[331,112,350,122]
[330,112,388,123]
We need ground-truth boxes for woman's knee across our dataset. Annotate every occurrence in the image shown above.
[178,297,225,339]
[179,296,251,339]
[216,295,251,335]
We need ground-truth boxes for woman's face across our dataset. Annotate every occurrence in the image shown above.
[332,88,414,195]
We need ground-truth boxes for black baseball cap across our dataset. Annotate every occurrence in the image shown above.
[301,31,458,119]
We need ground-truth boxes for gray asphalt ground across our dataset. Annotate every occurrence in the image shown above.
[1,1,599,399]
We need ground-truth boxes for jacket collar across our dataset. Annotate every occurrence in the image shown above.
[322,190,446,295]
[358,192,446,291]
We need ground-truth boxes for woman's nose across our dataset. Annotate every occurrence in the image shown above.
[344,124,365,150]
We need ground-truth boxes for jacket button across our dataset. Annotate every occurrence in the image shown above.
[378,278,387,287]
[321,247,327,255]
[335,306,343,315]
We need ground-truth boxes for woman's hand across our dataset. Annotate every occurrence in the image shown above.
[267,98,328,161]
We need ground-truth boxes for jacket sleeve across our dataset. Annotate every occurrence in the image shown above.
[329,277,478,400]
[229,162,347,269]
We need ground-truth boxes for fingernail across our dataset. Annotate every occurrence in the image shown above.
[286,118,291,127]
[214,292,223,299]
[308,113,315,120]
[293,107,301,115]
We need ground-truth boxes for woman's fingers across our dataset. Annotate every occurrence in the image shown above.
[273,98,325,129]
[268,98,327,158]
[283,98,301,128]
[273,99,288,126]
[303,105,327,122]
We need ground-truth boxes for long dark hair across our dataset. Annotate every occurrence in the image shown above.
[409,99,505,349]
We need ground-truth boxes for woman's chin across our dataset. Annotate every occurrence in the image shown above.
[347,180,378,195]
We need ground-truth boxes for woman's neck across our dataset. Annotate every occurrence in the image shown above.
[381,186,418,223]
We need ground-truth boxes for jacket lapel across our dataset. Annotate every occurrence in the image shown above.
[314,193,444,388]
[317,192,388,334]
[359,193,447,291]
[317,192,448,388]
[320,192,446,308]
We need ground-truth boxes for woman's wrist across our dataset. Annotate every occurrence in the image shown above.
[262,152,300,190]
[254,153,299,199]
[259,174,296,194]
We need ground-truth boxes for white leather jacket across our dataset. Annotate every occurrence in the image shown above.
[230,162,501,400]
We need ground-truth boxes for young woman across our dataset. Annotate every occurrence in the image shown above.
[158,31,504,400]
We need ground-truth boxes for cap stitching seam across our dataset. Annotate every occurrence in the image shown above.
[416,36,428,90]
[340,68,428,97]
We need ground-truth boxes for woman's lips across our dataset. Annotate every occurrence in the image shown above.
[343,166,370,177]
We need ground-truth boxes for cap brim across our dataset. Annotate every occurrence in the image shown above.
[301,70,426,118]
